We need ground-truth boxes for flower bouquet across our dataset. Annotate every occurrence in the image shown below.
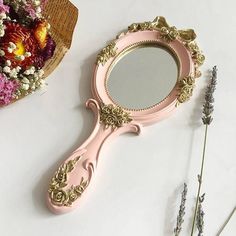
[0,0,78,106]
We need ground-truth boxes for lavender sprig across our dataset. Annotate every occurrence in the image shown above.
[202,66,217,125]
[196,194,205,236]
[190,66,217,236]
[174,183,188,236]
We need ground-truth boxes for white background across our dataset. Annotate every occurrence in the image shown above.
[1,0,236,235]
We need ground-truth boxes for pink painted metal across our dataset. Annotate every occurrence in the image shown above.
[46,30,194,214]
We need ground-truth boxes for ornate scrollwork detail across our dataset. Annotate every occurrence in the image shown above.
[48,156,89,207]
[100,103,132,129]
[96,42,117,66]
[177,76,195,105]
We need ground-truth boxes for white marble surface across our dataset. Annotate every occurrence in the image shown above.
[1,0,236,235]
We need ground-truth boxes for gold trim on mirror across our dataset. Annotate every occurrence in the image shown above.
[100,103,132,129]
[177,76,195,105]
[96,42,118,66]
[48,156,89,207]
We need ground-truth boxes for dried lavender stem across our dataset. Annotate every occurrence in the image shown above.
[174,183,188,236]
[190,124,208,236]
[196,194,205,236]
[190,66,217,235]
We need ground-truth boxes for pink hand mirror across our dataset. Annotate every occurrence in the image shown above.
[47,16,205,214]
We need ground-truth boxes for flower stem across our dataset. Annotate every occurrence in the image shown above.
[190,124,208,236]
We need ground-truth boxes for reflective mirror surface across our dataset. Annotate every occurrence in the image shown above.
[107,44,179,110]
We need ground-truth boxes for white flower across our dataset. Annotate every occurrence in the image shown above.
[0,50,5,56]
[8,48,13,53]
[39,79,46,88]
[5,60,11,66]
[3,66,11,73]
[24,67,35,75]
[22,77,30,84]
[0,13,6,20]
[21,83,30,91]
[15,55,25,61]
[9,42,17,50]
[0,30,4,37]
[16,66,21,72]
[36,7,42,13]
[38,69,45,77]
[34,0,41,6]
[9,68,18,78]
[30,66,36,73]
[24,70,31,75]
[25,52,31,57]
[31,83,36,90]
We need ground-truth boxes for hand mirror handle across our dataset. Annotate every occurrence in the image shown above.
[47,99,141,214]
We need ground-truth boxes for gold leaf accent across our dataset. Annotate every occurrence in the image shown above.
[177,76,195,105]
[100,103,132,129]
[48,156,89,207]
[96,42,117,66]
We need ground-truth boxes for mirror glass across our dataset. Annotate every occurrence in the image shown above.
[107,44,179,110]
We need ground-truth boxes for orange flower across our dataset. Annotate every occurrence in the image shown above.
[34,20,50,49]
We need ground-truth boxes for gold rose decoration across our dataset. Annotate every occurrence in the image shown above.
[48,156,89,207]
[100,103,132,129]
[177,76,195,104]
[96,42,118,66]
[160,26,179,42]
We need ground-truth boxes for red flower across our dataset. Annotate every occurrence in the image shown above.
[0,21,39,69]
[0,20,55,69]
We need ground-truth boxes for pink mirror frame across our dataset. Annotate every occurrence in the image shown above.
[46,16,205,214]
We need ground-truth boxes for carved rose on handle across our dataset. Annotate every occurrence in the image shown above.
[50,189,68,206]
[48,156,90,207]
